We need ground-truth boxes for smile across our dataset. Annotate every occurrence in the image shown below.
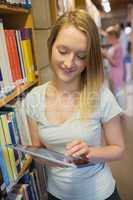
[60,67,76,73]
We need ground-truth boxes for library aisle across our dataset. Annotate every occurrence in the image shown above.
[110,81,133,200]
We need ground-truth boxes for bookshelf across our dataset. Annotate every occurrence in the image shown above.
[0,3,38,107]
[0,2,44,200]
[50,0,75,23]
[0,4,29,14]
[0,78,38,107]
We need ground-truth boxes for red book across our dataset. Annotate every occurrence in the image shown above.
[5,30,22,83]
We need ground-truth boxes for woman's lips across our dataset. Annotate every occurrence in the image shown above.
[60,66,76,74]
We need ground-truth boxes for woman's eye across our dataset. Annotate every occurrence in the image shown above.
[77,53,87,60]
[58,48,67,54]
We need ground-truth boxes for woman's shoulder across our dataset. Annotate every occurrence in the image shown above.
[27,82,49,97]
[24,82,49,105]
[100,84,112,98]
[99,84,122,122]
[23,82,49,120]
[99,84,118,106]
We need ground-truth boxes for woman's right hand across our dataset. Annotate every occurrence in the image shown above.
[101,48,107,58]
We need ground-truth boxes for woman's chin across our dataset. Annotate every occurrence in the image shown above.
[56,73,75,83]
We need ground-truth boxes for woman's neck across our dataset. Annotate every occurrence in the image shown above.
[50,79,81,95]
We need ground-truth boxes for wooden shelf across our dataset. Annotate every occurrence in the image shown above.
[0,4,29,14]
[0,78,38,108]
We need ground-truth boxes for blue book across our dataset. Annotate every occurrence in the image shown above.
[0,107,21,144]
[21,172,36,200]
[8,119,16,145]
[0,147,10,186]
[22,0,31,9]
[0,68,3,81]
[8,118,21,173]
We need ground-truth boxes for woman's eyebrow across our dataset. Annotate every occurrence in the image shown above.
[57,45,87,53]
[57,45,68,48]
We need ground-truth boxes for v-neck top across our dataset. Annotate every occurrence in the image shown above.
[24,82,122,200]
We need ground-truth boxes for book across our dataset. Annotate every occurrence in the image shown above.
[0,113,18,180]
[21,0,31,9]
[5,30,22,83]
[0,19,13,93]
[5,184,24,200]
[0,147,10,187]
[0,106,22,145]
[5,193,23,200]
[15,30,26,82]
[19,29,35,83]
[0,117,14,183]
[29,172,39,200]
[32,168,42,200]
[21,184,30,200]
[7,112,21,173]
[6,144,96,168]
[0,166,8,199]
[20,172,36,200]
[15,101,32,145]
[33,163,47,199]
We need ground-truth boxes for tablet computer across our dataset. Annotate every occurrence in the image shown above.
[6,144,96,168]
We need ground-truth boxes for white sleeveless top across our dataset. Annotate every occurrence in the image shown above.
[24,82,122,200]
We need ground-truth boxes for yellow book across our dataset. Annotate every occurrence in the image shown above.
[0,114,18,181]
[21,39,35,82]
[0,117,14,183]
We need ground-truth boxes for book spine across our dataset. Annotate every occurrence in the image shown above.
[30,172,39,200]
[19,29,35,83]
[8,112,21,173]
[5,30,23,84]
[15,30,26,82]
[0,147,10,187]
[0,114,18,181]
[0,19,13,92]
[0,116,14,183]
[0,167,7,199]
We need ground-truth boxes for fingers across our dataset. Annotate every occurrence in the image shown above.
[66,139,89,158]
[66,139,82,149]
[72,147,89,157]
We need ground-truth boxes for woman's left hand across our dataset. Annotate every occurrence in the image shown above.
[65,139,104,164]
[65,139,93,163]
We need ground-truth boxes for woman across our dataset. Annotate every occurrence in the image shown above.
[102,26,125,107]
[24,10,124,200]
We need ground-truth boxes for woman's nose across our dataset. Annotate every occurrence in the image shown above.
[64,54,75,68]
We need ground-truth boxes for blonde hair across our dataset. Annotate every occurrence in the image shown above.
[47,9,104,120]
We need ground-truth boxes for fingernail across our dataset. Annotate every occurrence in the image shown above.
[86,155,90,159]
[73,153,78,157]
[65,152,69,156]
[66,145,70,149]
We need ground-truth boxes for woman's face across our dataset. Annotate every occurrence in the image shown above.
[51,25,88,84]
[106,34,116,45]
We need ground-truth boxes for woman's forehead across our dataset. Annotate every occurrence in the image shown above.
[54,25,88,50]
